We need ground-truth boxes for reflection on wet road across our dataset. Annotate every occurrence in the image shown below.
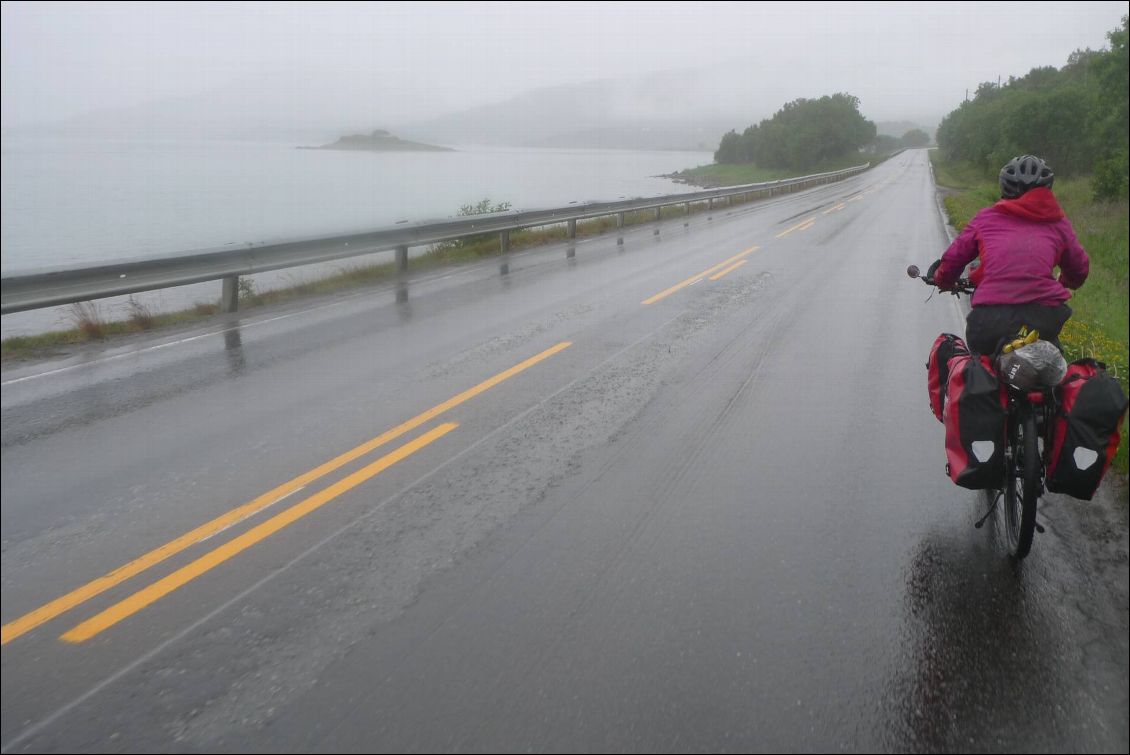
[2,151,1126,752]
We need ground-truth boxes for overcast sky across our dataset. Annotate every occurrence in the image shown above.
[2,0,1127,129]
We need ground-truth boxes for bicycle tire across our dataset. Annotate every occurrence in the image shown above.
[1003,409,1040,558]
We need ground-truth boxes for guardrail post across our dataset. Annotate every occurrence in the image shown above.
[566,218,577,258]
[654,206,661,235]
[616,212,624,245]
[0,162,878,315]
[499,230,510,275]
[221,275,239,313]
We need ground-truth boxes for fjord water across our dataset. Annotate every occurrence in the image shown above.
[1,136,710,337]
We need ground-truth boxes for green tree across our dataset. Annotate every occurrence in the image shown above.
[935,15,1128,198]
[900,129,930,148]
[868,134,902,154]
[715,93,875,171]
[1092,15,1128,198]
[715,130,743,164]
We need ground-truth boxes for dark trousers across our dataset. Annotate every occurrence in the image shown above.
[965,303,1072,355]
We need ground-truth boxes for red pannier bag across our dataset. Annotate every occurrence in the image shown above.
[927,333,970,422]
[944,354,1007,489]
[1046,359,1129,500]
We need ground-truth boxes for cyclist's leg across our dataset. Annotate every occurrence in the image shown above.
[967,303,1072,354]
[965,305,1016,355]
[1014,303,1072,351]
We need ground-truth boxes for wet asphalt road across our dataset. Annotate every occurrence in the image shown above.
[2,150,1127,753]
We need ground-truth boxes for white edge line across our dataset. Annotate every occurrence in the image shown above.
[2,307,319,387]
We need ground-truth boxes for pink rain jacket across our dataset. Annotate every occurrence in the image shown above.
[935,187,1089,306]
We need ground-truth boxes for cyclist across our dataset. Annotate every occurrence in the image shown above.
[928,154,1090,354]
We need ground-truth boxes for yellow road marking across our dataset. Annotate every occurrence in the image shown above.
[822,203,846,215]
[775,217,817,238]
[61,423,459,643]
[2,342,571,646]
[642,246,759,305]
[847,195,864,202]
[708,259,748,281]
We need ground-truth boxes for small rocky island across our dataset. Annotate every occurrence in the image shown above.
[302,129,452,152]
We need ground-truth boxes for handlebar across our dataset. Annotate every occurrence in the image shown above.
[906,264,974,296]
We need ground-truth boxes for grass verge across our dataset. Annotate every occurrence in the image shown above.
[669,151,900,188]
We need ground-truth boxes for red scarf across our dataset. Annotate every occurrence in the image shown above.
[993,187,1064,221]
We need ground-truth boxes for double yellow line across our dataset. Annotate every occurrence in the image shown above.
[642,246,759,305]
[2,341,572,645]
[775,216,817,238]
[643,210,831,304]
[643,212,827,305]
[6,192,862,645]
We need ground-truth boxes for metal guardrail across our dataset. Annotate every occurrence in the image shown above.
[0,163,869,315]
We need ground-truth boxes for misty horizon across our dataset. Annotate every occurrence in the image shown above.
[3,1,1126,149]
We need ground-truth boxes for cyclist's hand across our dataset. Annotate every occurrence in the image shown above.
[926,258,951,289]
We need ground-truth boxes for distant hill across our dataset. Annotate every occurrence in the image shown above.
[303,129,452,152]
[17,62,943,153]
[398,70,942,152]
[397,76,742,151]
[875,120,936,139]
[13,70,459,143]
[525,123,730,152]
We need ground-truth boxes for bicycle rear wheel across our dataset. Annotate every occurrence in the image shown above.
[1003,409,1040,558]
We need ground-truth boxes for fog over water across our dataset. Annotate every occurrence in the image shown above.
[0,138,711,337]
[4,2,1125,137]
[1,1,1125,336]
